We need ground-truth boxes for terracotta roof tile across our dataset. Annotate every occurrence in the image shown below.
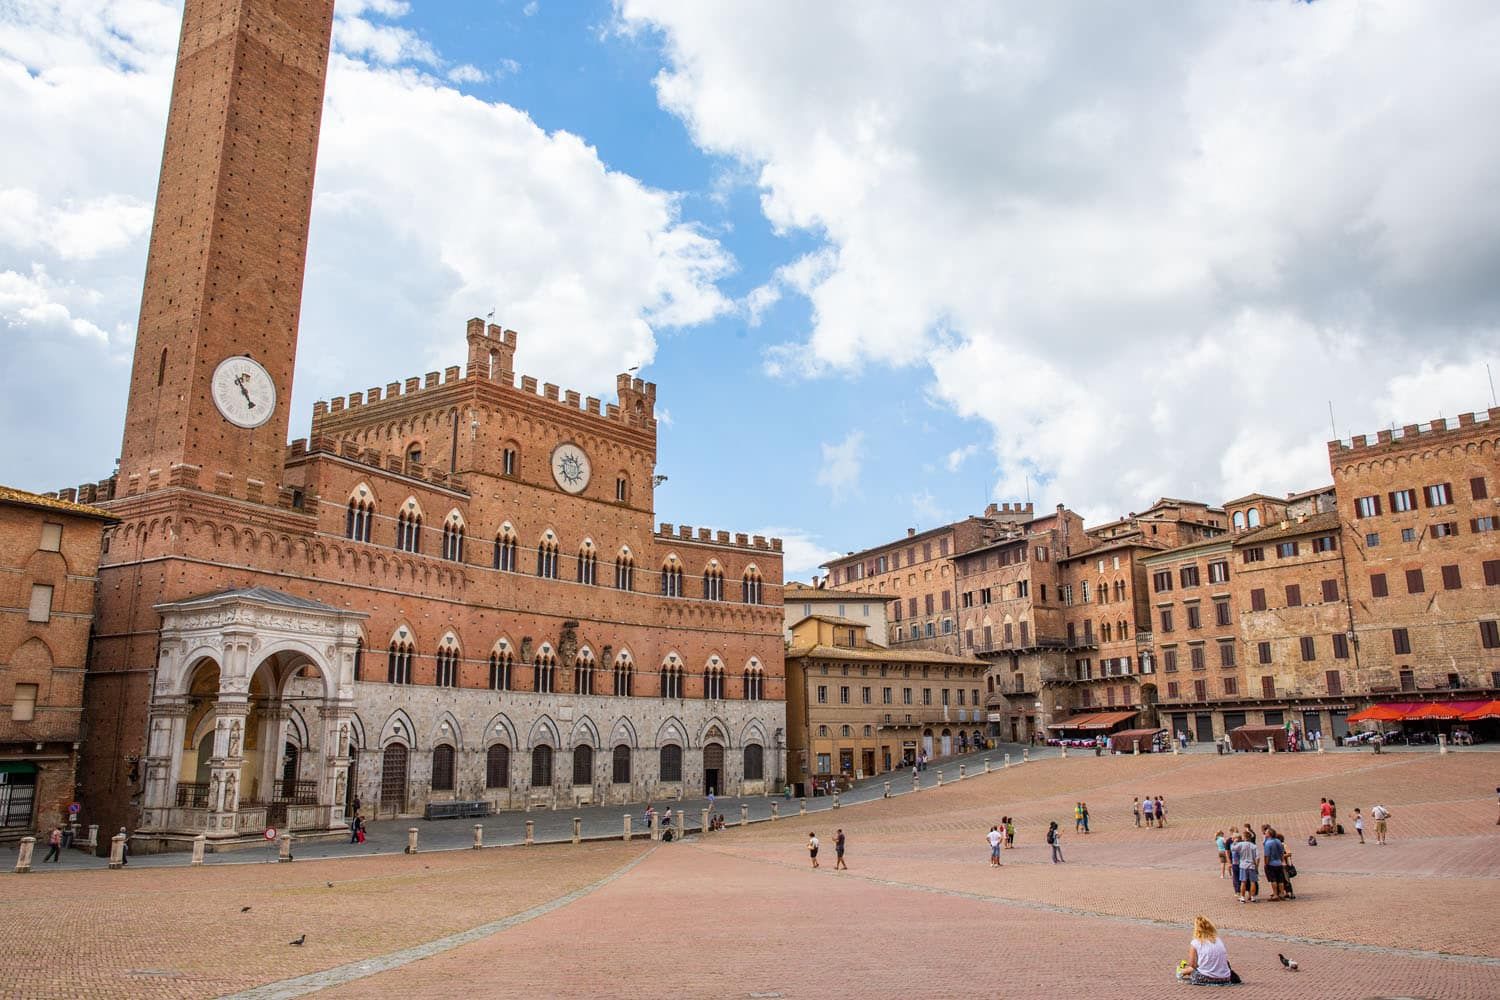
[0,484,117,522]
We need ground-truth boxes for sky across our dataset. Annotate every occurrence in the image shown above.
[3,0,1498,579]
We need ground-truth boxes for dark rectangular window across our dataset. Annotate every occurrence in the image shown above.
[1393,628,1411,655]
[1332,632,1349,659]
[1312,535,1338,553]
[1354,495,1381,518]
[1320,578,1339,602]
[1187,605,1202,629]
[1487,560,1500,586]
[1261,676,1275,698]
[1223,676,1238,696]
[1480,620,1500,650]
[1215,601,1231,626]
[1300,636,1316,661]
[1153,570,1173,593]
[1180,566,1200,587]
[1218,642,1235,667]
[1277,541,1298,559]
[1405,569,1425,594]
[1370,573,1389,597]
[1250,589,1266,612]
[1163,649,1178,672]
[1257,641,1271,665]
[1285,584,1302,607]
[1242,547,1264,563]
[1193,679,1207,701]
[1389,489,1417,513]
[1441,565,1462,590]
[1167,681,1180,699]
[1472,476,1490,500]
[1325,670,1343,696]
[1190,646,1205,670]
[1160,609,1174,632]
[1423,482,1453,507]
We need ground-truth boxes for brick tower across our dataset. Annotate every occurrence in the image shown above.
[117,0,336,498]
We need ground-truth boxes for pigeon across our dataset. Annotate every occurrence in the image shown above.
[1278,953,1298,971]
[289,935,306,947]
[325,881,334,888]
[240,906,252,913]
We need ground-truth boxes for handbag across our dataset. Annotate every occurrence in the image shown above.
[1286,863,1297,879]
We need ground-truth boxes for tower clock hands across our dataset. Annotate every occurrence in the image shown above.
[235,372,256,408]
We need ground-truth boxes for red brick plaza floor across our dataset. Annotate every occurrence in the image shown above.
[4,752,1498,999]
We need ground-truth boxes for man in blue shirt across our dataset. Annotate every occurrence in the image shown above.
[1263,830,1286,900]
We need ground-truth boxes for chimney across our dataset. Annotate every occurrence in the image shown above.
[907,527,916,537]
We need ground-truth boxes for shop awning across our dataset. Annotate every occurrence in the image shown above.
[1047,710,1137,731]
[1347,701,1488,723]
[1460,700,1500,721]
[0,761,39,775]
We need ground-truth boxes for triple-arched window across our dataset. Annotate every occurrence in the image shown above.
[742,568,763,604]
[613,654,633,696]
[396,505,422,553]
[577,542,597,585]
[434,637,460,688]
[442,512,465,563]
[744,660,764,701]
[387,638,414,685]
[533,647,557,693]
[574,650,595,695]
[703,563,724,601]
[615,549,635,590]
[704,660,725,700]
[536,534,560,579]
[489,645,513,691]
[346,493,374,542]
[660,659,684,698]
[660,558,684,597]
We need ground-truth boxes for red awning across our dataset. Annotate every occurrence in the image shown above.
[1349,701,1488,723]
[1460,701,1500,721]
[1047,710,1138,731]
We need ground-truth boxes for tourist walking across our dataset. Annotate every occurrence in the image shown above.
[1318,797,1333,834]
[1263,829,1286,900]
[1227,834,1242,895]
[44,826,62,863]
[1047,821,1065,863]
[808,831,820,869]
[1179,915,1237,985]
[1155,796,1167,827]
[1353,807,1365,844]
[1074,802,1084,833]
[1142,796,1155,828]
[1005,816,1016,848]
[1236,834,1259,903]
[988,825,1003,867]
[1371,803,1390,845]
[1215,830,1228,878]
[1081,802,1091,834]
[834,829,847,870]
[1133,797,1141,827]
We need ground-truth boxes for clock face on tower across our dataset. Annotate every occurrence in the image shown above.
[211,356,277,429]
[550,443,591,494]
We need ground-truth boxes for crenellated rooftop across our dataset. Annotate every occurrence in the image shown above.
[1329,407,1499,458]
[655,522,782,554]
[288,436,469,494]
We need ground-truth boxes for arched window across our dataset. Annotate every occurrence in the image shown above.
[346,487,374,542]
[489,645,513,691]
[574,650,595,695]
[387,638,414,685]
[612,744,631,784]
[743,743,764,781]
[613,653,634,696]
[1097,579,1109,605]
[1247,507,1262,528]
[1119,620,1129,640]
[353,638,364,682]
[659,659,683,698]
[659,744,683,783]
[1101,622,1112,643]
[536,534,560,579]
[660,557,683,597]
[501,444,519,477]
[533,648,557,694]
[493,528,518,571]
[704,660,725,700]
[435,637,460,688]
[396,502,422,553]
[742,568,763,605]
[530,745,553,786]
[702,563,724,601]
[1232,510,1245,531]
[572,745,594,786]
[431,744,456,791]
[744,661,764,701]
[486,744,510,788]
[841,724,853,737]
[577,542,597,585]
[405,442,423,467]
[441,512,465,563]
[615,548,635,590]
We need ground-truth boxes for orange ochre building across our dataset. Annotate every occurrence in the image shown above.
[51,0,783,852]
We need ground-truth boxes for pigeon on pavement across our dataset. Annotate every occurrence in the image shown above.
[1278,953,1298,971]
[289,935,306,946]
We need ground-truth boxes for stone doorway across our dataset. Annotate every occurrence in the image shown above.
[380,744,409,815]
[703,742,723,796]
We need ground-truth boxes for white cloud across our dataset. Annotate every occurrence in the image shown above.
[909,489,947,528]
[446,63,488,84]
[524,1,539,16]
[758,527,842,579]
[815,430,863,502]
[622,0,1500,517]
[945,443,978,473]
[0,0,733,489]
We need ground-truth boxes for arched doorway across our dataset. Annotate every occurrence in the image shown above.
[922,728,934,759]
[940,729,952,756]
[380,743,409,815]
[572,745,594,786]
[703,742,724,795]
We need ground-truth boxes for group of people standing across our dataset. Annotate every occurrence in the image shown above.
[1216,824,1295,902]
[986,817,1017,865]
[1132,795,1168,827]
[1073,802,1091,834]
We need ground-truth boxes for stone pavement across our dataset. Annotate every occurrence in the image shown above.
[2,749,1496,999]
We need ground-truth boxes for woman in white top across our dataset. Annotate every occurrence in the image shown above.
[1182,915,1234,984]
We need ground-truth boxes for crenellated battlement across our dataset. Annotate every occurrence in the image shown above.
[1328,407,1499,459]
[288,437,470,494]
[311,317,656,436]
[655,522,782,553]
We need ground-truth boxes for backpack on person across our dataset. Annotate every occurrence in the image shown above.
[1046,828,1056,845]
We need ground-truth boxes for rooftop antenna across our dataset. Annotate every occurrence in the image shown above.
[1327,400,1338,441]
[486,308,495,321]
[1488,362,1497,407]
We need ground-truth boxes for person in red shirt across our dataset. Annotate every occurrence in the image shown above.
[1318,797,1334,834]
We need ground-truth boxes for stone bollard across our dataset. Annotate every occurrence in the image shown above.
[936,769,944,787]
[741,803,749,826]
[1438,734,1449,755]
[833,793,841,809]
[770,801,779,821]
[1004,753,1011,769]
[675,810,685,836]
[913,774,921,792]
[87,824,99,850]
[959,763,966,781]
[191,834,206,866]
[1133,742,1140,756]
[676,785,684,802]
[280,833,295,862]
[108,833,126,869]
[572,817,582,844]
[623,814,633,841]
[1061,746,1068,759]
[525,820,535,845]
[983,758,991,774]
[700,808,710,834]
[799,799,807,816]
[1317,735,1325,754]
[1267,738,1276,755]
[650,813,660,841]
[14,836,35,873]
[473,824,484,849]
[1023,747,1030,763]
[1172,740,1180,756]
[883,780,892,799]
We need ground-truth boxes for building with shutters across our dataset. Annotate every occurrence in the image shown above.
[0,487,116,841]
[46,0,783,853]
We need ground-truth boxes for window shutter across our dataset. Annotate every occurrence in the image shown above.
[1387,491,1398,512]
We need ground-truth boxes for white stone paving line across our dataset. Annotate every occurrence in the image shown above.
[218,846,657,1000]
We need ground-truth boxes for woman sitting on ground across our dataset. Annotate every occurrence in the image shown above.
[1180,915,1237,985]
